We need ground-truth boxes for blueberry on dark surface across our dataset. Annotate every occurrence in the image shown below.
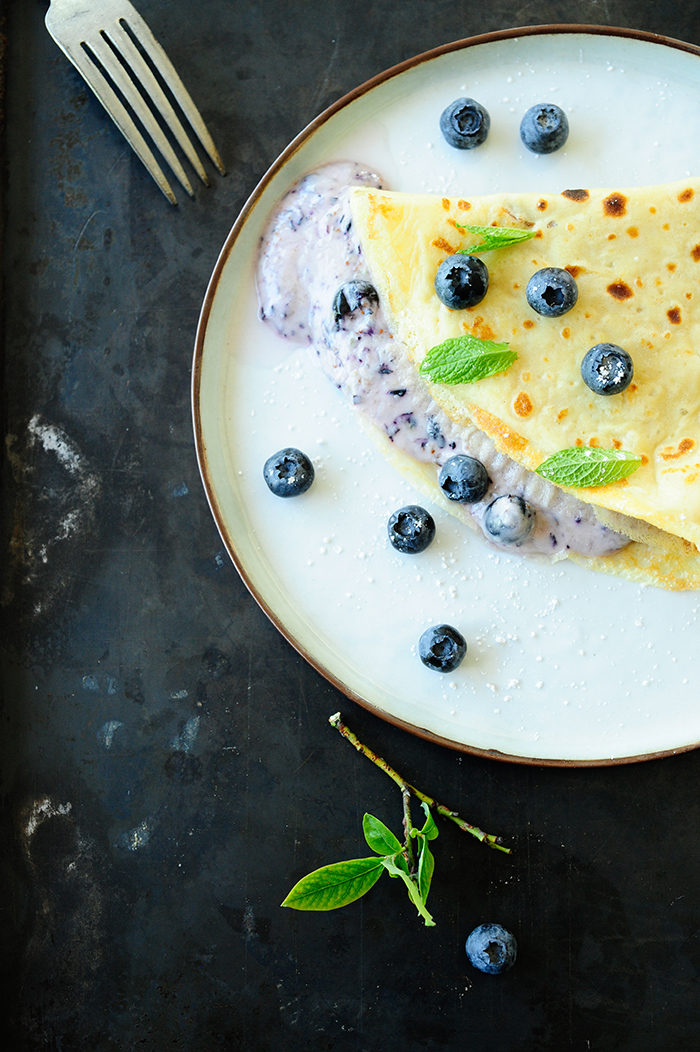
[581,343,634,395]
[332,280,379,326]
[387,505,436,554]
[435,254,488,310]
[438,455,490,504]
[263,448,315,497]
[465,923,517,974]
[520,103,569,154]
[439,97,491,150]
[418,624,467,673]
[483,495,535,545]
[526,267,578,317]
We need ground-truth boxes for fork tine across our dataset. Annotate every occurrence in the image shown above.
[85,33,195,197]
[47,33,179,204]
[120,8,226,175]
[102,19,210,187]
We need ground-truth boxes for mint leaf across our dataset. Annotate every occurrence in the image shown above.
[455,223,536,254]
[417,839,435,902]
[536,447,642,488]
[363,813,403,856]
[281,857,384,911]
[419,335,517,385]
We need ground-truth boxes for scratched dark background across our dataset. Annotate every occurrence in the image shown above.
[3,0,700,1049]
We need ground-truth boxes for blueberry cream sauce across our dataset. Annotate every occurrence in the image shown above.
[256,161,630,559]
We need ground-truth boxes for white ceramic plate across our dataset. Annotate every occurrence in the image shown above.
[194,26,700,765]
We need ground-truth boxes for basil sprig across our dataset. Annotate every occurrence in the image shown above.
[536,446,642,488]
[455,222,536,254]
[419,334,517,385]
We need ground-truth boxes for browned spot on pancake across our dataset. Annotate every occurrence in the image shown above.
[534,230,543,238]
[575,438,584,447]
[636,278,644,287]
[557,408,569,421]
[660,438,695,460]
[468,405,528,454]
[667,307,682,324]
[565,265,583,278]
[523,319,535,329]
[612,439,622,449]
[537,199,547,211]
[561,327,571,339]
[432,237,456,253]
[567,223,574,231]
[521,371,531,382]
[679,187,695,202]
[513,392,533,417]
[686,472,699,485]
[629,383,638,392]
[663,223,670,230]
[561,188,589,202]
[641,455,649,465]
[467,316,496,341]
[627,226,639,237]
[513,282,521,289]
[687,292,693,300]
[607,281,633,300]
[667,262,677,272]
[650,206,657,214]
[692,244,700,261]
[589,437,600,448]
[603,193,627,216]
[458,199,471,210]
[441,198,450,210]
[607,234,617,240]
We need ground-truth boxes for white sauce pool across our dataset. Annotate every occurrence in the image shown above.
[256,161,630,560]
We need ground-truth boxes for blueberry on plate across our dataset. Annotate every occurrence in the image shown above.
[332,280,379,327]
[526,267,578,317]
[483,495,535,545]
[465,923,517,974]
[435,254,488,310]
[418,624,467,673]
[263,448,315,497]
[581,343,634,395]
[520,103,569,154]
[439,97,491,150]
[438,455,490,504]
[388,505,436,554]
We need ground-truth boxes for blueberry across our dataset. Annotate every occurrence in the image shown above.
[483,495,535,545]
[520,103,569,154]
[435,254,488,310]
[465,923,517,974]
[581,343,634,395]
[418,624,467,673]
[388,505,436,554]
[332,280,379,327]
[440,97,491,150]
[438,455,490,504]
[263,448,315,497]
[526,267,578,317]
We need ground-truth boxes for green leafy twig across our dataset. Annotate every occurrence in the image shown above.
[328,712,510,854]
[455,222,536,255]
[281,714,510,928]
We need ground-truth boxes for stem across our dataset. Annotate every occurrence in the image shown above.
[402,787,416,873]
[328,713,511,855]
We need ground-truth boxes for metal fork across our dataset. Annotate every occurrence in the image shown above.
[45,0,225,204]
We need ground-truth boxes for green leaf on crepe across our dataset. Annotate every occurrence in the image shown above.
[536,446,642,488]
[419,334,517,385]
[363,813,403,856]
[455,222,536,254]
[281,857,384,911]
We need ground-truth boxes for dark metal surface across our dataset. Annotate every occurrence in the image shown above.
[4,1,700,1049]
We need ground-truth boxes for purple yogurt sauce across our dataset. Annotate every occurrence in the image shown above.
[256,161,630,559]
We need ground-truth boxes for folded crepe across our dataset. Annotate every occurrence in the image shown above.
[350,177,700,589]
